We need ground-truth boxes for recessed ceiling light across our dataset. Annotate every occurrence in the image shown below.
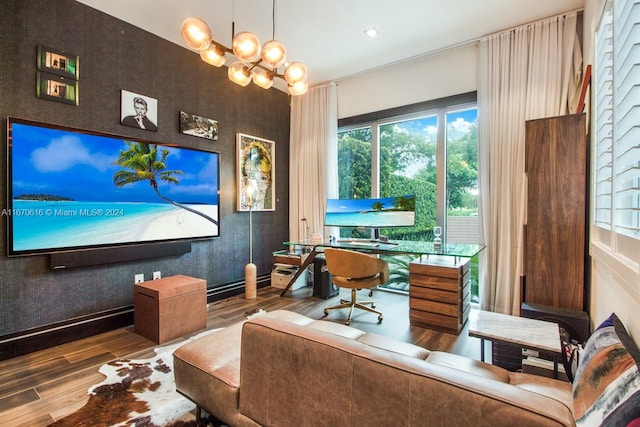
[364,27,378,38]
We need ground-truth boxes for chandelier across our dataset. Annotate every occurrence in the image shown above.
[180,3,308,96]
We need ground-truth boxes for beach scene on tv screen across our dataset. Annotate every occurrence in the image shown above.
[9,122,219,253]
[325,195,415,228]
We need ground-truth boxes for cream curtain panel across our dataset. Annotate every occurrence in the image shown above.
[289,82,338,241]
[477,11,582,314]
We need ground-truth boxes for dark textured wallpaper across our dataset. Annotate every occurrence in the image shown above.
[0,0,291,337]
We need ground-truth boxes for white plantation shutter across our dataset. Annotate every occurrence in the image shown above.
[613,0,640,238]
[594,0,640,240]
[594,7,613,229]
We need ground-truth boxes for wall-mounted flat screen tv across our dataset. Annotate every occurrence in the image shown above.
[6,117,220,256]
[324,195,416,228]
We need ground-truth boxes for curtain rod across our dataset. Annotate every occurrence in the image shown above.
[335,7,584,85]
[482,7,584,40]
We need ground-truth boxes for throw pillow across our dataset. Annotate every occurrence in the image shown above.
[572,313,640,426]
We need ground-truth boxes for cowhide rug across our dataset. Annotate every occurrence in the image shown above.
[49,341,200,427]
[50,309,267,427]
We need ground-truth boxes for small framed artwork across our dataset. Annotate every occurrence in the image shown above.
[237,133,275,211]
[120,90,158,131]
[37,45,79,80]
[179,111,219,141]
[36,72,78,105]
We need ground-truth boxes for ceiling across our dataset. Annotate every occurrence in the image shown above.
[76,0,584,87]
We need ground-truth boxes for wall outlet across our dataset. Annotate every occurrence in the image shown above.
[153,271,161,280]
[134,273,144,284]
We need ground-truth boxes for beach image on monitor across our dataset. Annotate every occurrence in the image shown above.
[324,195,415,228]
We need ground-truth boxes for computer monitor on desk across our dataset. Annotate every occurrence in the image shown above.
[324,195,416,243]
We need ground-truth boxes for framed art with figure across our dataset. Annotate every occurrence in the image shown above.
[179,111,218,141]
[237,133,275,211]
[120,90,158,131]
[37,45,79,80]
[36,72,78,105]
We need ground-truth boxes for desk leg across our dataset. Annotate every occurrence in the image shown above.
[480,339,485,362]
[279,248,318,297]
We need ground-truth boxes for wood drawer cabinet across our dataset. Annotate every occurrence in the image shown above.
[409,256,471,334]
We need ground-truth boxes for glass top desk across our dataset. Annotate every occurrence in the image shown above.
[278,239,485,297]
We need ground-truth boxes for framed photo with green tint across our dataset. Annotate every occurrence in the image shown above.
[36,72,78,105]
[37,45,79,80]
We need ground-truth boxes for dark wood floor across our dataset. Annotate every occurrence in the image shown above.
[0,285,484,426]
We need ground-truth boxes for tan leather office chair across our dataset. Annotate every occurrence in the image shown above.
[322,248,389,325]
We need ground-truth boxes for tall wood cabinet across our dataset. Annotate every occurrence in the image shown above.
[524,113,587,311]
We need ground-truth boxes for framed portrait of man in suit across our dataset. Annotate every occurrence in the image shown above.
[120,90,158,132]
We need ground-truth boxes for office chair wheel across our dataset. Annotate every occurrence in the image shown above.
[323,309,329,317]
[371,303,376,309]
[344,319,351,326]
[368,290,373,297]
[378,315,383,324]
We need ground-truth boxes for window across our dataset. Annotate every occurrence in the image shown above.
[379,113,438,240]
[338,97,478,241]
[592,0,640,275]
[337,94,479,297]
[337,127,372,200]
[445,109,479,243]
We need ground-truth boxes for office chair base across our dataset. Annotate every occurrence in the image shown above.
[338,298,375,309]
[323,289,383,325]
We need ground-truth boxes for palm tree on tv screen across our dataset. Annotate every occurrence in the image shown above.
[113,141,218,225]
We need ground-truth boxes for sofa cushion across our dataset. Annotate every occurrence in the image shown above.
[357,331,430,359]
[173,309,319,426]
[173,321,246,426]
[572,313,640,426]
[307,319,367,340]
[258,309,316,326]
[426,351,510,382]
[509,372,573,409]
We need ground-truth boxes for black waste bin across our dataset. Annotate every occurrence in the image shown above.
[313,253,338,298]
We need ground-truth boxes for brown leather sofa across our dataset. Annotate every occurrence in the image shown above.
[174,310,575,426]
